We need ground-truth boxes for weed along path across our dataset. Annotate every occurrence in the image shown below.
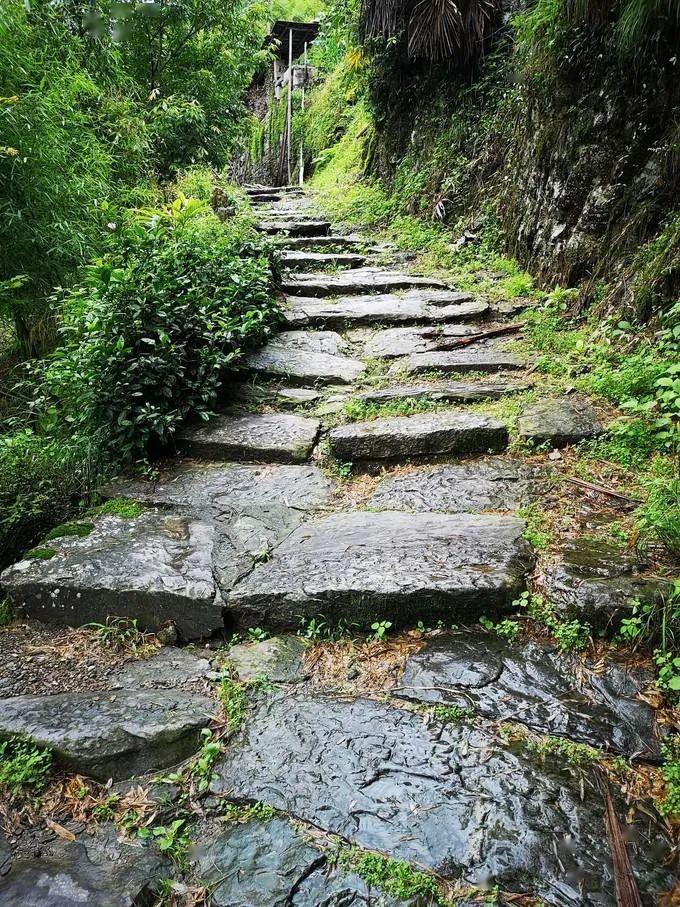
[0,187,677,905]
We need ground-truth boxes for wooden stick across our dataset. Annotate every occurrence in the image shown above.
[566,477,641,504]
[430,323,522,351]
[600,775,643,907]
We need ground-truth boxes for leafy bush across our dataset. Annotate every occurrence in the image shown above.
[46,197,279,461]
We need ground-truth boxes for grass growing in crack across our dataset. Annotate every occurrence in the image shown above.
[517,503,551,551]
[219,676,247,733]
[480,616,521,643]
[514,591,591,653]
[83,616,155,655]
[222,801,276,823]
[658,737,680,822]
[0,737,53,796]
[0,599,13,626]
[139,818,191,868]
[44,521,94,541]
[25,546,57,560]
[344,396,443,422]
[89,498,144,519]
[520,731,601,768]
[431,704,475,725]
[298,614,359,641]
[340,849,442,903]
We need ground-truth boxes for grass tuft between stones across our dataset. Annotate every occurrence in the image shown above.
[25,546,57,560]
[0,735,53,796]
[339,848,443,903]
[45,521,95,541]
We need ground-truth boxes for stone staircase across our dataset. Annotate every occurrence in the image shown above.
[0,185,675,906]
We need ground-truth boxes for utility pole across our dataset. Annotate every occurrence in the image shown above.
[286,27,293,185]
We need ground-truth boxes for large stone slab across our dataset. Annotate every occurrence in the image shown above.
[111,646,211,692]
[212,695,673,904]
[357,381,526,405]
[284,291,488,329]
[281,250,366,270]
[111,463,335,595]
[226,635,308,683]
[255,220,330,236]
[274,233,367,249]
[178,412,320,462]
[368,460,546,513]
[396,632,661,760]
[541,538,670,629]
[364,324,495,358]
[193,817,414,907]
[283,268,451,298]
[329,411,508,461]
[0,824,169,906]
[228,511,533,628]
[243,330,365,385]
[1,511,221,639]
[394,348,526,376]
[0,687,213,780]
[518,396,603,447]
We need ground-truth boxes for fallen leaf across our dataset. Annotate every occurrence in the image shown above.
[46,819,76,841]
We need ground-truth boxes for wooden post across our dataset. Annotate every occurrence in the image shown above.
[273,59,280,101]
[286,27,293,185]
[299,41,307,187]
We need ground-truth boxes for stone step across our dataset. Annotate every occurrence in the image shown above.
[211,694,673,902]
[280,250,366,271]
[242,330,365,385]
[245,185,302,194]
[228,510,533,629]
[249,192,283,204]
[356,381,526,405]
[255,220,331,237]
[178,412,320,462]
[363,323,508,358]
[273,234,367,250]
[1,509,223,639]
[329,411,508,461]
[368,460,546,513]
[518,395,603,447]
[283,267,451,297]
[397,631,661,761]
[284,290,489,328]
[394,348,526,375]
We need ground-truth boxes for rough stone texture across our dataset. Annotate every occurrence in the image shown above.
[0,824,169,906]
[397,632,661,760]
[394,348,526,376]
[0,687,214,781]
[228,511,533,628]
[274,233,367,249]
[283,267,451,298]
[277,387,322,403]
[357,382,526,405]
[227,635,308,683]
[110,647,211,691]
[194,818,415,907]
[243,330,365,385]
[178,412,320,463]
[518,396,603,447]
[329,412,508,461]
[213,694,674,905]
[281,250,366,270]
[364,324,493,358]
[285,291,487,329]
[368,460,546,513]
[255,219,330,237]
[541,538,670,629]
[1,511,221,639]
[111,463,335,596]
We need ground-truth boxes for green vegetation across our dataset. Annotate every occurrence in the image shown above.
[344,396,443,421]
[84,616,152,654]
[523,733,601,768]
[138,818,191,867]
[298,614,358,640]
[340,849,442,903]
[0,736,53,795]
[24,546,57,561]
[92,499,145,520]
[219,675,248,733]
[0,599,13,626]
[45,521,94,541]
[516,503,551,552]
[480,616,521,643]
[431,704,475,725]
[222,801,277,823]
[658,737,680,821]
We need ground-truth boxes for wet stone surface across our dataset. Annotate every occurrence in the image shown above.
[394,347,526,376]
[284,291,488,329]
[255,219,331,236]
[243,330,366,385]
[281,250,366,270]
[329,411,508,461]
[212,694,674,905]
[226,635,308,683]
[356,381,526,405]
[363,324,481,358]
[283,267,450,298]
[368,460,546,513]
[178,412,321,463]
[0,686,213,781]
[518,396,603,447]
[228,511,533,629]
[541,538,670,628]
[193,817,416,907]
[110,646,211,692]
[396,631,661,760]
[0,511,221,639]
[0,824,169,906]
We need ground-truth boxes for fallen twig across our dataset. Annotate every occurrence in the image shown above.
[430,323,522,351]
[565,477,642,505]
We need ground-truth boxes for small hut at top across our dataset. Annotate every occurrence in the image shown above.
[244,19,319,186]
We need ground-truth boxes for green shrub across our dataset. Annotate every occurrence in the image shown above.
[0,736,53,795]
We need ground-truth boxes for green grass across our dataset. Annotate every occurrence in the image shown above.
[344,396,444,422]
[340,849,442,903]
[0,736,53,795]
[517,503,551,551]
[45,521,94,540]
[0,599,13,626]
[658,737,680,821]
[92,498,144,519]
[431,704,475,725]
[25,546,57,560]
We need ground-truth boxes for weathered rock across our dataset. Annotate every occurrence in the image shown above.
[329,412,508,461]
[283,268,451,298]
[212,694,674,904]
[396,632,661,760]
[274,233,367,249]
[110,463,335,595]
[226,635,308,683]
[281,250,366,270]
[193,817,416,907]
[277,387,322,403]
[364,324,489,359]
[518,396,603,447]
[178,412,320,462]
[255,220,331,236]
[284,291,488,329]
[541,538,670,629]
[357,381,527,405]
[110,647,211,691]
[243,330,365,385]
[368,460,546,513]
[394,348,526,376]
[1,511,221,639]
[0,687,213,780]
[0,824,169,906]
[228,511,533,628]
